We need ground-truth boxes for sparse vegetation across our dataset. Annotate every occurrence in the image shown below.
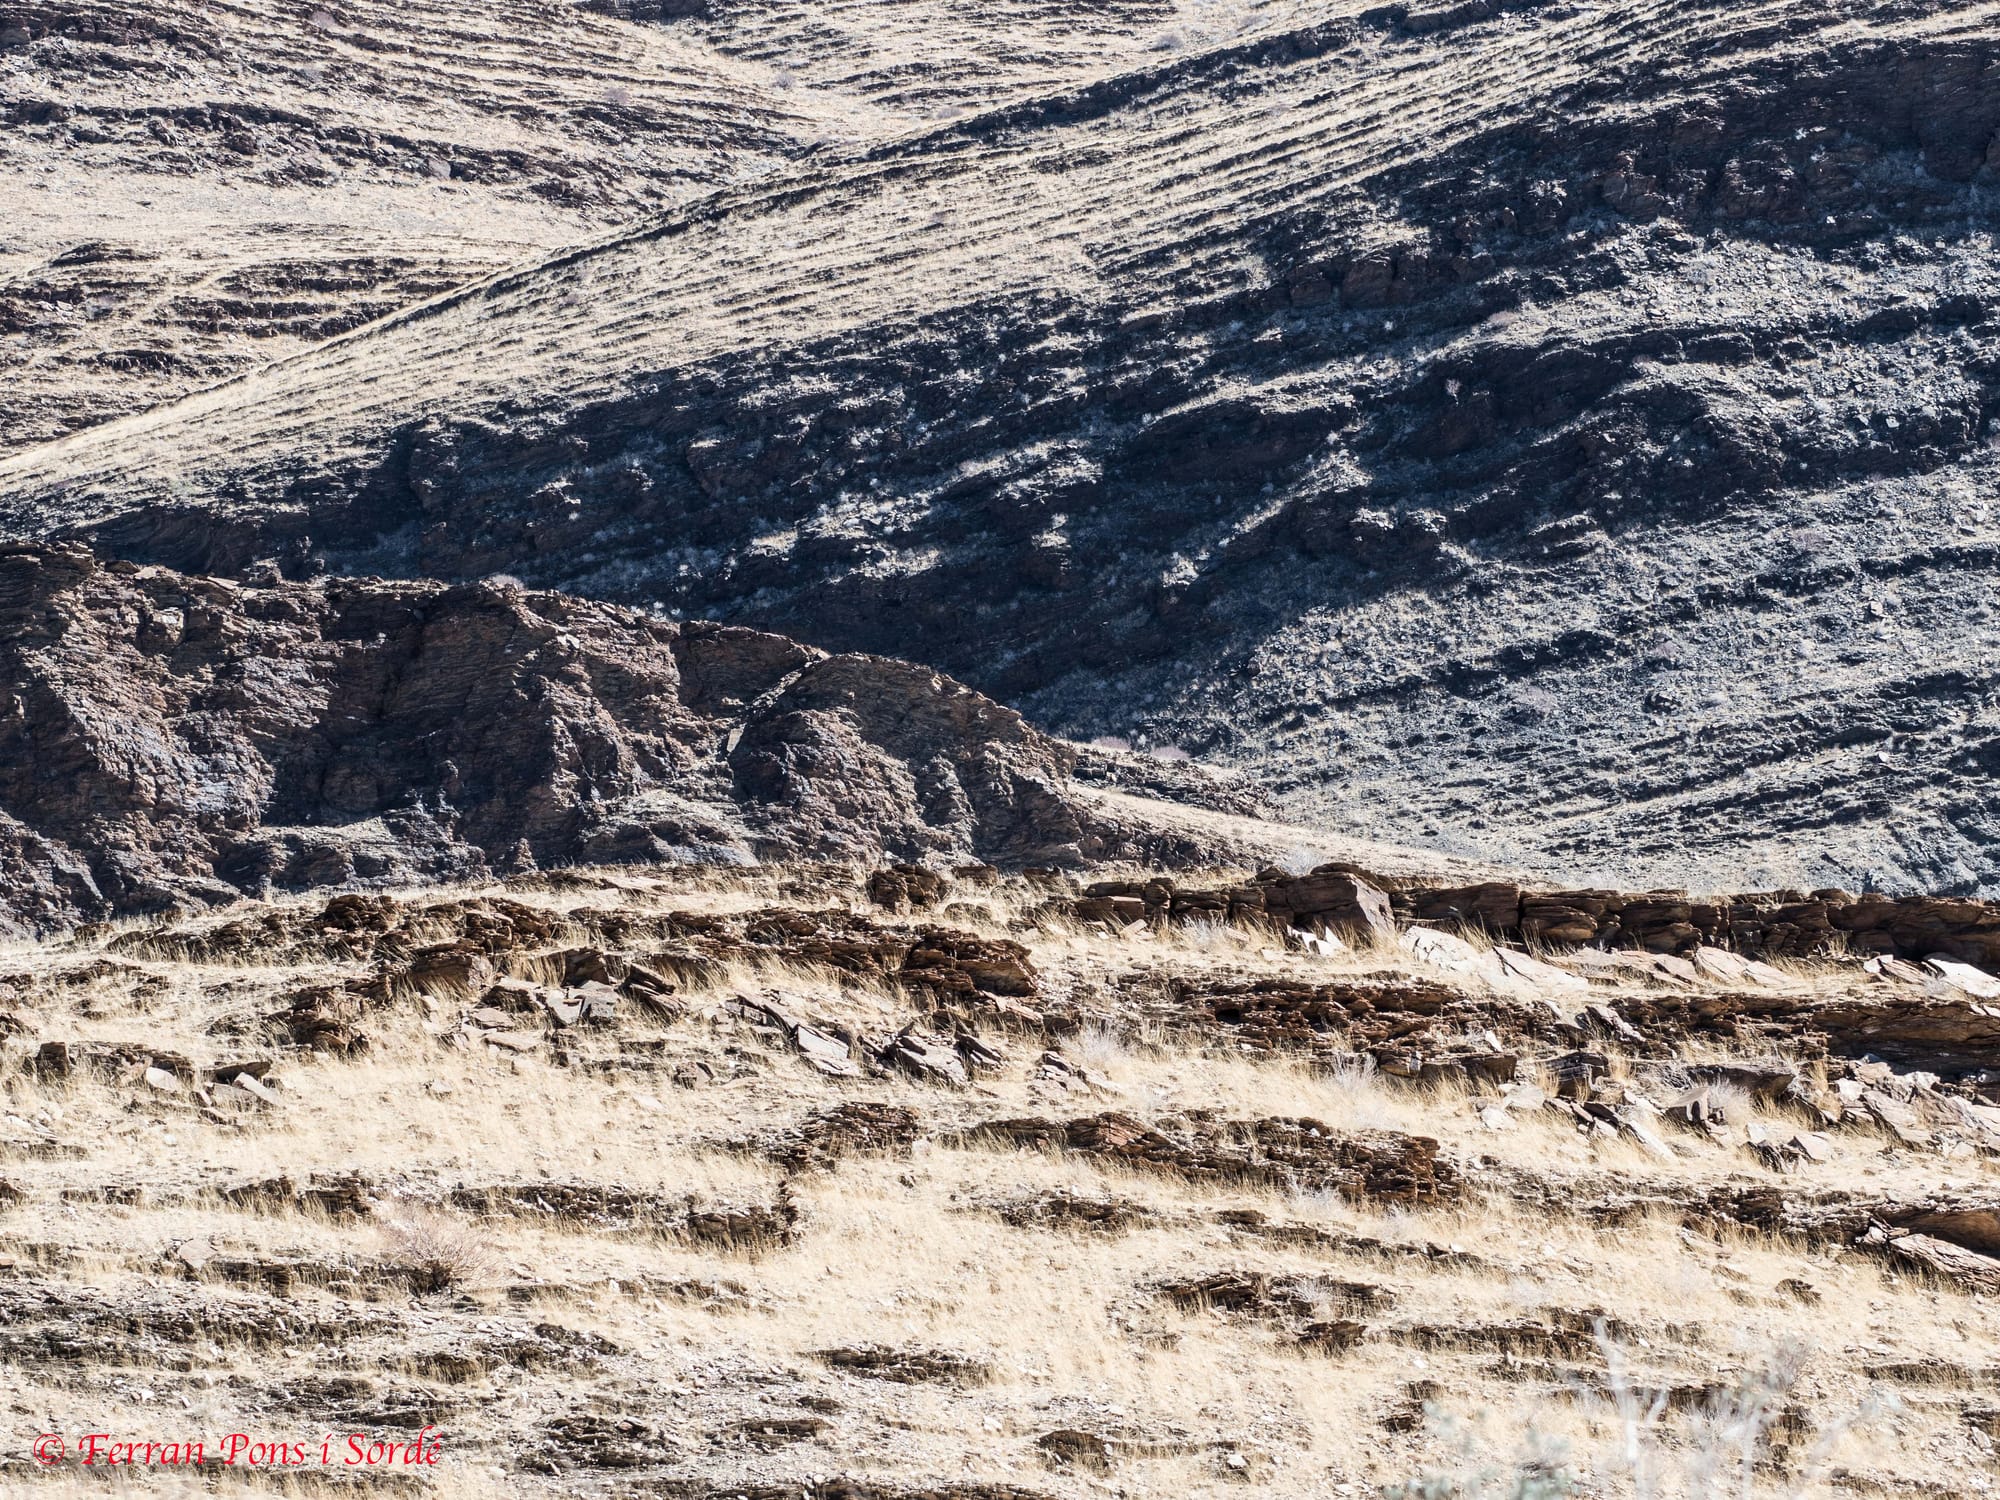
[2,861,1995,1496]
[9,1,2000,1497]
[376,1204,499,1294]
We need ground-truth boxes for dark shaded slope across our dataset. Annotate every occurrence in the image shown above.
[3,0,1999,893]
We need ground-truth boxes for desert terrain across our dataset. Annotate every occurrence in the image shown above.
[4,858,2000,1496]
[3,0,1999,1495]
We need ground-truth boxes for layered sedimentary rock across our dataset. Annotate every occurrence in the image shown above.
[0,545,1120,930]
[0,0,1271,453]
[4,0,1999,893]
[1075,864,2000,970]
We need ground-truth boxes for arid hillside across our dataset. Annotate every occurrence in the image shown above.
[0,0,1269,451]
[7,5,2000,1497]
[0,543,1207,931]
[4,860,2000,1497]
[3,0,1998,896]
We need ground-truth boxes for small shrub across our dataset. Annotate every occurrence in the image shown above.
[1278,845,1330,876]
[378,1205,497,1294]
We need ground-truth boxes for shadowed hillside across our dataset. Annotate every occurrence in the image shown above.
[5,0,1998,895]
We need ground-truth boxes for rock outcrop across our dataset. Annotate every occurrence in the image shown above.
[0,545,1121,930]
[1070,864,2000,970]
[5,0,1999,894]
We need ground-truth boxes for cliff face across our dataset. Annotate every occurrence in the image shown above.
[4,0,1998,894]
[0,545,1104,929]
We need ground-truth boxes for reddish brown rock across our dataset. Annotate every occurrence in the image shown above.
[0,546,1126,931]
[867,864,951,912]
[769,1103,924,1173]
[1258,866,1396,944]
[1139,863,2000,976]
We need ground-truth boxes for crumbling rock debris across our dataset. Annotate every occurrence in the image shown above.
[30,1039,197,1083]
[875,1022,1006,1087]
[260,1373,461,1432]
[868,864,951,912]
[220,1171,373,1219]
[1176,973,1534,1070]
[811,1345,989,1384]
[899,930,1039,1006]
[1881,1202,2000,1258]
[725,908,905,978]
[400,942,497,997]
[1390,1308,1627,1362]
[1695,1186,1874,1246]
[727,1415,830,1450]
[1157,1270,1395,1326]
[1032,1051,1115,1094]
[445,1181,796,1245]
[962,1112,1459,1204]
[1382,1380,1445,1433]
[542,982,621,1029]
[1297,1318,1370,1353]
[1399,881,2000,971]
[133,891,554,968]
[1118,870,2000,983]
[550,948,680,1019]
[1866,1227,2000,1294]
[1746,1122,1833,1173]
[1037,1430,1115,1473]
[201,1251,391,1299]
[470,1320,623,1372]
[0,549,1126,932]
[1547,1051,1612,1101]
[727,993,860,1079]
[768,1103,923,1173]
[992,1190,1160,1235]
[521,1414,666,1473]
[0,1279,397,1363]
[264,984,371,1055]
[877,1024,970,1088]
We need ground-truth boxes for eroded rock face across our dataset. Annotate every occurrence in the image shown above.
[0,545,1111,929]
[1395,878,2000,970]
[1087,863,2000,971]
[7,3,1999,895]
[964,1111,1460,1205]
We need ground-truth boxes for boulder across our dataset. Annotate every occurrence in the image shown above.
[1261,867,1396,945]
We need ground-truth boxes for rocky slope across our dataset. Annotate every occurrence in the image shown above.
[4,861,2000,1496]
[0,543,1147,931]
[4,0,1998,897]
[0,0,1251,453]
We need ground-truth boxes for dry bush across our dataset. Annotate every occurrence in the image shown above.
[1174,915,1246,952]
[1278,845,1332,876]
[1391,1331,1894,1499]
[376,1204,498,1294]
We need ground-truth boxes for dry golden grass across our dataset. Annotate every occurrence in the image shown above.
[2,863,1997,1497]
